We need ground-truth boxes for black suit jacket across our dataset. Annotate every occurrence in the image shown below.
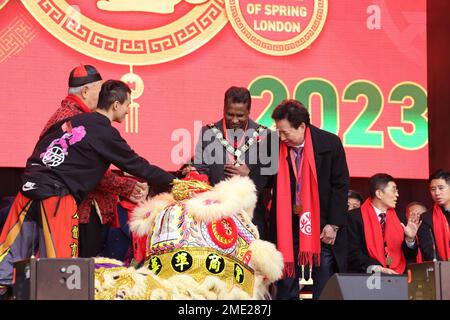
[417,208,450,261]
[193,119,274,237]
[269,125,350,272]
[193,119,274,188]
[347,208,418,273]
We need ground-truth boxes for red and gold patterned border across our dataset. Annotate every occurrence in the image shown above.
[20,0,228,65]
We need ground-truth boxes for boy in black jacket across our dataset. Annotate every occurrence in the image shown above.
[0,80,175,293]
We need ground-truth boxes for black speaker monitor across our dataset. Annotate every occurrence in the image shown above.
[408,261,450,300]
[319,273,408,300]
[13,257,95,300]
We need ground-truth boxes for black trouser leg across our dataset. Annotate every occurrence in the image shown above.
[312,245,336,299]
[78,206,103,258]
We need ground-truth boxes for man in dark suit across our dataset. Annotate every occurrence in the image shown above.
[348,173,420,274]
[269,99,349,300]
[417,169,450,261]
[193,86,274,238]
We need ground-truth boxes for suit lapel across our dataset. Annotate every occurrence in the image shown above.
[247,119,258,130]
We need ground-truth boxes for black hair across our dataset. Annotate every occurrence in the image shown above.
[428,169,450,185]
[271,99,310,129]
[224,86,251,111]
[97,80,131,110]
[348,190,363,203]
[369,173,395,198]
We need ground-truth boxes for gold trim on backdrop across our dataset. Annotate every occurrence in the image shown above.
[225,0,328,56]
[121,65,143,133]
[0,0,10,11]
[20,0,228,65]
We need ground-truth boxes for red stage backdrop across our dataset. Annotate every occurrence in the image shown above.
[0,0,427,178]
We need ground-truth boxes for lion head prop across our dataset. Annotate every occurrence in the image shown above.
[94,175,283,300]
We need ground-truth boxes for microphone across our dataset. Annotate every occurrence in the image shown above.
[429,228,438,262]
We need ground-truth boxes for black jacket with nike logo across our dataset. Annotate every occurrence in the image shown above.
[21,112,175,204]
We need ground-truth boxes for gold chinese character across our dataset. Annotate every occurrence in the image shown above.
[70,242,78,257]
[174,252,189,271]
[151,257,161,273]
[235,265,243,282]
[72,212,79,219]
[208,254,221,272]
[71,225,79,239]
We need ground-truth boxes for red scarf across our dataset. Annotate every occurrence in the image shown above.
[432,204,450,261]
[360,198,406,273]
[276,127,321,277]
[65,94,91,113]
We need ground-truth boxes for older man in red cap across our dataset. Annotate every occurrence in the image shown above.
[40,64,103,135]
[38,65,149,259]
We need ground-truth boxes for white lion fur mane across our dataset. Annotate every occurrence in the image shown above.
[130,175,257,237]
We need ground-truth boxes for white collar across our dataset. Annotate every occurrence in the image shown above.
[372,204,386,216]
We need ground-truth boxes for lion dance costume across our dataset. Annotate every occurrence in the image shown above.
[94,173,283,299]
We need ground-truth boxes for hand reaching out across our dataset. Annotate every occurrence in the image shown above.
[129,181,149,203]
[401,215,422,241]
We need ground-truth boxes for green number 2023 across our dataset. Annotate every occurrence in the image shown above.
[249,76,427,150]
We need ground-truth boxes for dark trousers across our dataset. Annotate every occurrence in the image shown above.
[78,206,104,258]
[99,204,132,262]
[275,245,336,300]
[312,245,336,298]
[252,212,267,241]
[275,214,337,300]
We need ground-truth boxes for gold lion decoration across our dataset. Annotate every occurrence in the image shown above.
[94,175,284,299]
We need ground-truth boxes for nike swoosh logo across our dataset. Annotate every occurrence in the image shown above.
[22,182,37,192]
